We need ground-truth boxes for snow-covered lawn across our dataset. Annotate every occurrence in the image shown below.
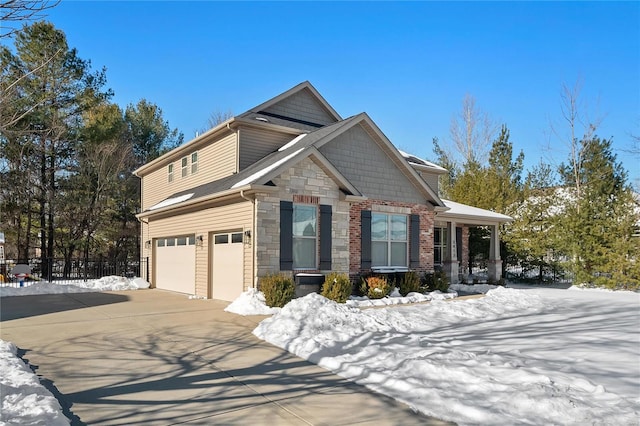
[253,286,640,425]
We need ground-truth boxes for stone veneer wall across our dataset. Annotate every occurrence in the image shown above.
[254,157,350,281]
[348,200,435,279]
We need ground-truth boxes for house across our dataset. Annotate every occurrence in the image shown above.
[134,82,512,300]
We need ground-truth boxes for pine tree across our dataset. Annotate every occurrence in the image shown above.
[559,137,640,289]
[504,162,562,281]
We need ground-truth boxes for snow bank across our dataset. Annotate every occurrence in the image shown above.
[346,288,457,307]
[254,287,640,425]
[450,283,498,294]
[0,276,149,297]
[224,288,281,316]
[0,340,69,425]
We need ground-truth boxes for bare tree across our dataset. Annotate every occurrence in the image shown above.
[1,0,60,38]
[197,109,233,136]
[551,80,603,202]
[449,93,498,166]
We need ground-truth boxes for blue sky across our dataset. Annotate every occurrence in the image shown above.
[38,1,640,186]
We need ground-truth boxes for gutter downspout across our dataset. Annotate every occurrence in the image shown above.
[240,190,257,290]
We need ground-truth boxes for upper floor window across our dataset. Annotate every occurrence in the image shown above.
[293,204,317,269]
[434,226,447,265]
[372,213,407,267]
[191,152,198,174]
[181,157,188,178]
[168,164,174,183]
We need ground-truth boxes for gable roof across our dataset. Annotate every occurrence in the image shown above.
[139,113,450,216]
[238,81,342,130]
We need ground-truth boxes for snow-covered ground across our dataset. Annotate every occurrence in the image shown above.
[0,276,149,297]
[2,281,638,425]
[1,275,150,424]
[0,340,69,425]
[254,286,640,425]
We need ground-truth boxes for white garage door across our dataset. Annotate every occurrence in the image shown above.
[155,235,196,294]
[211,231,244,302]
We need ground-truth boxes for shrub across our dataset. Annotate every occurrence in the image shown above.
[422,271,449,293]
[398,271,421,296]
[260,274,295,307]
[321,272,352,303]
[360,275,391,299]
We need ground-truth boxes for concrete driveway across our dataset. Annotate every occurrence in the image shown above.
[0,290,451,425]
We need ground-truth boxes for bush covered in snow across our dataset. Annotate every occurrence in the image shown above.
[321,272,352,303]
[259,274,295,307]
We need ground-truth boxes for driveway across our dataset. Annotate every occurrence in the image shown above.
[0,290,451,425]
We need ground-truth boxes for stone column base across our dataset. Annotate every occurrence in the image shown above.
[488,259,503,283]
[443,261,459,284]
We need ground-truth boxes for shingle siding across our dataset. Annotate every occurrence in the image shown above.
[319,124,426,204]
[263,88,336,126]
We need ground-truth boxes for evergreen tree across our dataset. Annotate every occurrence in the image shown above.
[504,162,562,281]
[0,21,110,275]
[559,137,640,289]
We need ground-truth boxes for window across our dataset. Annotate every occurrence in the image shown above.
[191,152,198,174]
[181,157,188,177]
[231,232,243,243]
[168,164,174,182]
[215,234,228,244]
[372,213,407,267]
[293,204,317,269]
[434,227,447,265]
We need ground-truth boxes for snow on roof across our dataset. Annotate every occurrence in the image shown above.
[397,149,448,172]
[231,148,304,189]
[148,193,194,211]
[441,199,512,221]
[278,133,307,151]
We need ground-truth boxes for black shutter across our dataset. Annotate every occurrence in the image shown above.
[319,204,332,270]
[280,201,293,270]
[410,214,420,268]
[361,210,372,269]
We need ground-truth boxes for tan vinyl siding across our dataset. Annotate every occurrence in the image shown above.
[141,133,238,210]
[239,127,296,170]
[319,124,425,204]
[142,200,253,299]
[263,88,337,126]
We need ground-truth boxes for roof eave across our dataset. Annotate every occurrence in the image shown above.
[136,184,278,219]
[134,118,238,177]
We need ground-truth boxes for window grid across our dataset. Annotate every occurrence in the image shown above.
[434,227,447,265]
[372,213,408,267]
[181,157,188,178]
[293,204,317,269]
[191,152,198,174]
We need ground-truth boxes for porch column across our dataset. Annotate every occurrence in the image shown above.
[443,221,459,284]
[488,224,503,282]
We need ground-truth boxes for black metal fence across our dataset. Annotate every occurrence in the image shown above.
[0,257,149,287]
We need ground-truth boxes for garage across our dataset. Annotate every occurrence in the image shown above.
[211,231,244,301]
[154,235,196,294]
